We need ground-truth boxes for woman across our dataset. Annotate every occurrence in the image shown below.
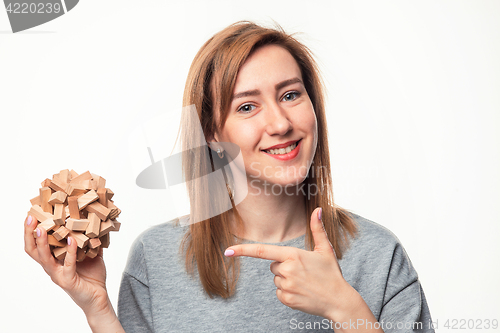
[24,21,434,332]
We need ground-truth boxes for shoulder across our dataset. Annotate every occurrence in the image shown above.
[341,212,419,283]
[131,215,190,251]
[348,212,402,249]
[340,213,432,324]
[123,216,190,283]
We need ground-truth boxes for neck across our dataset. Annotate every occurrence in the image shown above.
[230,178,308,243]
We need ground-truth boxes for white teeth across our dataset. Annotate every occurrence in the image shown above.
[264,142,298,155]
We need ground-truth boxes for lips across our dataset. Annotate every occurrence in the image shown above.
[261,139,302,161]
[261,139,301,151]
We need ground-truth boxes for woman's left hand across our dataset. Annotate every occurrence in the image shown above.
[224,207,358,320]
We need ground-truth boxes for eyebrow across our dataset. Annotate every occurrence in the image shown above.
[231,77,303,101]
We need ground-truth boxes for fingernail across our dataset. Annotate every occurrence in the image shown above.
[36,228,41,238]
[224,249,235,257]
[67,237,72,246]
[318,207,322,220]
[27,216,32,226]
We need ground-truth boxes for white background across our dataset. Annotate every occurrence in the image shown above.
[1,1,499,332]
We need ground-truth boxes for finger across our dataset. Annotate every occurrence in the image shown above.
[270,261,283,277]
[276,288,294,308]
[311,207,334,255]
[224,244,294,262]
[24,215,39,260]
[273,275,284,289]
[276,288,284,304]
[35,226,58,273]
[63,236,78,283]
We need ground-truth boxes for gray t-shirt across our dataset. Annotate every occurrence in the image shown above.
[117,213,434,332]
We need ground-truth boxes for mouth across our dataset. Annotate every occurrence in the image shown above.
[261,139,301,155]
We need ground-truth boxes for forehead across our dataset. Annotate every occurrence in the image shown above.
[234,44,302,92]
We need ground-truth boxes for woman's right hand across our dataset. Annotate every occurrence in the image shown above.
[24,214,119,328]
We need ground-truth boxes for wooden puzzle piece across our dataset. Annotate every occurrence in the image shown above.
[99,233,110,248]
[70,171,92,184]
[53,246,67,260]
[76,247,87,262]
[86,202,111,221]
[98,219,116,237]
[111,220,121,232]
[68,231,89,249]
[89,238,101,249]
[48,234,66,247]
[30,195,41,206]
[59,169,70,183]
[29,205,53,222]
[39,218,56,231]
[53,225,70,241]
[49,177,68,193]
[48,191,67,205]
[97,188,108,207]
[69,169,79,179]
[107,200,121,219]
[66,218,90,232]
[91,174,106,189]
[66,183,88,196]
[53,203,65,225]
[106,188,114,200]
[85,212,100,238]
[68,196,80,219]
[77,190,99,210]
[86,247,98,258]
[40,187,52,214]
[41,178,51,188]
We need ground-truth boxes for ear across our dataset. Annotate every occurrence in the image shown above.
[207,133,221,151]
[207,141,219,152]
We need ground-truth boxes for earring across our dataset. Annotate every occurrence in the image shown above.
[217,148,224,159]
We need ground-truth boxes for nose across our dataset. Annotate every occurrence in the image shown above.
[264,100,292,136]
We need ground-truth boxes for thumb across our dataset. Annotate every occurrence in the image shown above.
[311,207,334,255]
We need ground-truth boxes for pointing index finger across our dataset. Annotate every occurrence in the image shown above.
[224,244,294,262]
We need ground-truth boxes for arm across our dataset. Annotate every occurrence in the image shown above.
[117,236,155,332]
[377,243,434,333]
[24,215,125,333]
[226,207,384,332]
[87,303,125,333]
[324,283,384,332]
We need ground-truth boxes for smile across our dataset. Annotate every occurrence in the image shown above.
[262,139,301,161]
[264,140,298,154]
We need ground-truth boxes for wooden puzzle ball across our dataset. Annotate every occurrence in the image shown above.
[28,170,121,262]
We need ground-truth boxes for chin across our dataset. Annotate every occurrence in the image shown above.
[288,176,309,187]
[268,174,309,187]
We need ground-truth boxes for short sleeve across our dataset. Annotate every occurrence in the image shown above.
[117,237,154,333]
[379,243,434,333]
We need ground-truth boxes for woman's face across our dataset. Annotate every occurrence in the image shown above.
[215,44,318,189]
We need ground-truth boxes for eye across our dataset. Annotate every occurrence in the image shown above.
[237,104,256,113]
[282,91,301,102]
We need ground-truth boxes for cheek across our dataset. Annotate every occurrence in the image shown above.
[224,120,261,153]
[295,103,318,137]
[295,104,318,162]
[311,112,318,144]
